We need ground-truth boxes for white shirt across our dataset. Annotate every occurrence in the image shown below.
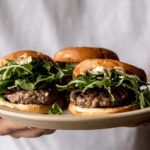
[0,0,150,150]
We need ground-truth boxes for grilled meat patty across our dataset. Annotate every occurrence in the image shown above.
[4,84,59,104]
[70,87,129,108]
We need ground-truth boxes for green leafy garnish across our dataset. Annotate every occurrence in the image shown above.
[5,59,17,65]
[15,79,35,90]
[0,58,63,93]
[47,103,62,115]
[56,62,77,77]
[56,69,150,109]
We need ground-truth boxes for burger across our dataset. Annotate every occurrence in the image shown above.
[57,59,150,115]
[54,47,119,84]
[0,50,64,114]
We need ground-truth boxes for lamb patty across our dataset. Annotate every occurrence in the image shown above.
[4,89,59,105]
[70,87,129,108]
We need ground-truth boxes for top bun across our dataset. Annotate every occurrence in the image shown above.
[54,47,119,63]
[0,50,54,68]
[73,59,146,82]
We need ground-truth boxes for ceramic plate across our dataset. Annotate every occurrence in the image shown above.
[0,106,150,130]
[0,77,149,130]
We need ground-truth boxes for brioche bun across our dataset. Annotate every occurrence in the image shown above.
[54,47,119,63]
[73,59,146,82]
[0,50,55,68]
[0,99,64,114]
[68,103,139,116]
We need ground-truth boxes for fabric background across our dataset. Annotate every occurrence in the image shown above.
[0,0,150,150]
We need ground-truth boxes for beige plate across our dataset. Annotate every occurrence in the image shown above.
[0,106,150,130]
[0,76,149,130]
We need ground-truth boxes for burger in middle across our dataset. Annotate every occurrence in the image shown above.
[54,47,119,84]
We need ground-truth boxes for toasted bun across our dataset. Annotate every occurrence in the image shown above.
[73,59,146,82]
[68,103,139,116]
[0,99,64,114]
[0,50,55,68]
[54,47,119,63]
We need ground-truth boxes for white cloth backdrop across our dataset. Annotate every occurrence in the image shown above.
[0,0,150,150]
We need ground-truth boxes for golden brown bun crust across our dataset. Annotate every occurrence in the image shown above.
[54,47,119,63]
[0,99,64,114]
[73,59,146,82]
[0,50,55,68]
[68,103,139,116]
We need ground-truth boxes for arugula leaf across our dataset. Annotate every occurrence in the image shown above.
[47,103,62,115]
[34,74,55,86]
[0,65,33,75]
[56,80,86,91]
[140,88,150,107]
[104,86,115,101]
[116,76,125,87]
[82,80,104,92]
[145,98,150,106]
[55,68,64,81]
[139,93,146,109]
[5,59,17,65]
[56,62,76,77]
[15,79,35,90]
[23,63,33,72]
[1,67,12,80]
[42,60,52,71]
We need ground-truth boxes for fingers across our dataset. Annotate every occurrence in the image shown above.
[0,119,28,135]
[0,118,55,138]
[10,128,55,138]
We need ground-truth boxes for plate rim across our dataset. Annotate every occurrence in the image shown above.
[0,105,150,122]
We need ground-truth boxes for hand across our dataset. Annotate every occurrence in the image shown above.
[0,118,55,138]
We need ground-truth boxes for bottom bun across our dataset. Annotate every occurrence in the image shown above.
[0,98,64,114]
[68,103,139,116]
